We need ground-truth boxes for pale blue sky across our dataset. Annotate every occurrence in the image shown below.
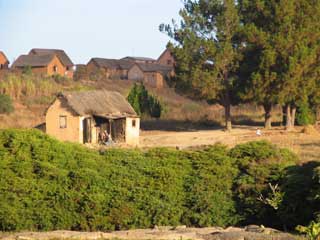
[0,0,182,64]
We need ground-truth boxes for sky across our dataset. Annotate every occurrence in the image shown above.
[0,0,183,64]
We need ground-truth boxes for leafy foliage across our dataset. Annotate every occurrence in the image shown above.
[0,94,14,114]
[127,83,162,118]
[296,221,320,240]
[296,100,316,126]
[0,129,318,232]
[230,141,298,227]
[161,0,242,130]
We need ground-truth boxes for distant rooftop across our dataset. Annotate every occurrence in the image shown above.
[89,58,134,70]
[29,48,74,67]
[12,54,56,68]
[121,56,156,62]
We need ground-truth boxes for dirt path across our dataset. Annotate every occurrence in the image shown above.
[140,126,320,162]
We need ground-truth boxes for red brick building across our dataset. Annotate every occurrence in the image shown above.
[11,54,66,76]
[29,49,74,78]
[86,58,134,80]
[128,63,174,89]
[157,48,175,67]
[0,51,9,70]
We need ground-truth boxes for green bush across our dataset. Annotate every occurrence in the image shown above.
[0,130,317,231]
[296,102,316,126]
[0,129,239,231]
[279,162,320,229]
[0,94,14,114]
[127,83,162,118]
[230,141,298,227]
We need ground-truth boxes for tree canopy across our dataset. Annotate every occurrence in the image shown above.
[162,0,320,129]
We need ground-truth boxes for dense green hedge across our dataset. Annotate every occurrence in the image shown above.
[0,129,319,231]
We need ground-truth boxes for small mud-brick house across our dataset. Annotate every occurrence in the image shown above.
[0,51,9,70]
[11,54,66,76]
[29,48,74,78]
[46,90,140,146]
[157,48,175,67]
[87,58,134,80]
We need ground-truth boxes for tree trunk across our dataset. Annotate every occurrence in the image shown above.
[263,103,273,130]
[223,71,232,131]
[291,105,296,128]
[225,100,232,131]
[286,104,293,131]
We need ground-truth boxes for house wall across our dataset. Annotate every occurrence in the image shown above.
[47,55,68,76]
[46,98,82,143]
[158,49,175,67]
[119,69,129,79]
[0,53,9,70]
[65,68,74,78]
[87,61,122,80]
[87,61,106,79]
[13,56,67,77]
[144,72,164,89]
[14,66,48,75]
[128,65,144,81]
[125,117,140,146]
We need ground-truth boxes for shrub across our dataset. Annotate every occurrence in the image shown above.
[0,94,14,114]
[0,130,314,231]
[22,66,33,75]
[230,141,298,227]
[127,83,163,118]
[296,101,316,126]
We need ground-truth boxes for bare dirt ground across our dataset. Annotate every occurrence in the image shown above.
[0,226,296,240]
[140,125,320,162]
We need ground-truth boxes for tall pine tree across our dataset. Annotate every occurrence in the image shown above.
[238,0,320,129]
[161,0,241,131]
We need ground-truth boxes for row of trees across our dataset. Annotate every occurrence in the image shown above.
[160,0,320,130]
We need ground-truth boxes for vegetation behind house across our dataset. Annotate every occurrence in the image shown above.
[0,73,274,129]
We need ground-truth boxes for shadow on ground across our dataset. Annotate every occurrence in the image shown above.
[141,119,223,132]
[232,115,282,127]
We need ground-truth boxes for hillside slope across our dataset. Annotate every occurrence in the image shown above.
[0,74,272,129]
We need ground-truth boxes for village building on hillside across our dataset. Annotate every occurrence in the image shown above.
[46,90,140,146]
[0,51,10,70]
[121,56,157,64]
[29,48,74,78]
[87,58,134,80]
[11,54,67,76]
[128,63,174,88]
[157,48,175,67]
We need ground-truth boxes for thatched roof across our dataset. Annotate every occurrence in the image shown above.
[11,54,56,68]
[58,90,138,118]
[29,48,74,67]
[89,58,134,70]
